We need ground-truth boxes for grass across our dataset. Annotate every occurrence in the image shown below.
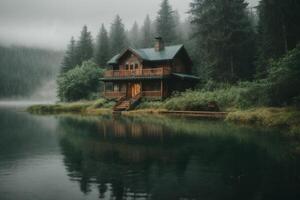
[226,107,300,134]
[162,87,247,111]
[27,91,300,135]
[27,98,115,115]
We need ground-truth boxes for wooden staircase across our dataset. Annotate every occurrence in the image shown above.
[113,93,142,112]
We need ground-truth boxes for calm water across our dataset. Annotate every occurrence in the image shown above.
[0,104,300,200]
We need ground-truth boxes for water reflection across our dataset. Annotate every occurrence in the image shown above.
[57,115,300,200]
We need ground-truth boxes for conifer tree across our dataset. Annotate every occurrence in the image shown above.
[61,36,77,73]
[190,0,256,82]
[94,24,110,67]
[109,15,127,55]
[257,0,300,77]
[128,22,140,48]
[141,15,153,48]
[75,25,94,66]
[156,0,177,44]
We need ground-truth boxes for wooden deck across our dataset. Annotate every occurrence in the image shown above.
[104,67,171,78]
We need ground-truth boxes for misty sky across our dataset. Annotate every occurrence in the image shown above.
[0,0,259,50]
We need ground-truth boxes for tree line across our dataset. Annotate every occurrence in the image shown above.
[0,46,63,98]
[59,0,300,105]
[61,0,190,73]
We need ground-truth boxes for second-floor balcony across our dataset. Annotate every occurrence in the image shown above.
[104,67,171,79]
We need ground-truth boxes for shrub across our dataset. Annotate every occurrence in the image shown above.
[57,60,104,102]
[266,45,300,106]
[137,100,164,109]
[163,87,245,111]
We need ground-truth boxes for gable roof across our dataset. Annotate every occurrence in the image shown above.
[107,44,185,65]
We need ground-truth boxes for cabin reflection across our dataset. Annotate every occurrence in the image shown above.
[96,117,165,140]
[57,115,300,200]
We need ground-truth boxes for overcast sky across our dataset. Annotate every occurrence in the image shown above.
[0,0,259,50]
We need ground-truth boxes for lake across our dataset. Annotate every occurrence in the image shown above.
[0,104,300,200]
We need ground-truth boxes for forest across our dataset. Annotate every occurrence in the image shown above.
[51,0,300,109]
[0,45,63,98]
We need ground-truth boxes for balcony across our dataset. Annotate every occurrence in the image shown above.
[104,67,171,79]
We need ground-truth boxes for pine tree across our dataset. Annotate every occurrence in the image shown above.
[141,15,153,48]
[61,36,77,73]
[128,22,141,48]
[190,0,256,82]
[173,10,183,43]
[94,24,110,67]
[156,0,177,44]
[257,0,300,77]
[109,15,127,55]
[75,25,94,66]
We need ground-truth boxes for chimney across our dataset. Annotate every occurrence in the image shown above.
[154,36,165,51]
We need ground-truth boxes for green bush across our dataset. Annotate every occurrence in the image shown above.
[137,100,164,109]
[57,60,104,102]
[266,45,300,106]
[163,87,246,111]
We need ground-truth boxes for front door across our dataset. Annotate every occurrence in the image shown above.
[128,83,141,98]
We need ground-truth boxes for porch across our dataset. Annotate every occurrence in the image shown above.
[103,80,166,99]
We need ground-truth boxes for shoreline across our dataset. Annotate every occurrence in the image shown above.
[26,102,300,135]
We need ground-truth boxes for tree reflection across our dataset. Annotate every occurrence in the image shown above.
[57,115,300,200]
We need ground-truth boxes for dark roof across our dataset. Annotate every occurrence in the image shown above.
[107,45,185,65]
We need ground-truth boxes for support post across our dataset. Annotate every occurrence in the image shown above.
[104,82,106,97]
[161,80,163,99]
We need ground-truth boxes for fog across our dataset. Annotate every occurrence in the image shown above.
[0,0,259,50]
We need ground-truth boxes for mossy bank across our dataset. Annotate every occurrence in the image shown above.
[27,101,300,135]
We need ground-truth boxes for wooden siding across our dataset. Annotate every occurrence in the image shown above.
[104,67,171,78]
[103,90,163,99]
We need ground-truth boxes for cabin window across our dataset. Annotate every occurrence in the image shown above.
[113,84,119,92]
[130,64,134,70]
[125,64,129,70]
[135,63,139,69]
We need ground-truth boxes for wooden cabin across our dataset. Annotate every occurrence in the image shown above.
[101,37,199,107]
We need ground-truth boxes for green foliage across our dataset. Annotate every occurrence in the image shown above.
[156,0,177,44]
[94,24,110,67]
[257,0,300,76]
[75,25,94,66]
[109,15,128,55]
[0,45,62,98]
[162,45,300,111]
[226,107,300,134]
[266,45,300,106]
[137,100,164,109]
[128,22,141,48]
[90,98,109,109]
[57,60,104,102]
[141,15,154,48]
[190,0,256,82]
[61,37,77,73]
[163,87,244,111]
[27,102,92,114]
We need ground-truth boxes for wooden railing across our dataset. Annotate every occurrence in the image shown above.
[104,67,171,78]
[104,91,162,99]
[104,91,126,98]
